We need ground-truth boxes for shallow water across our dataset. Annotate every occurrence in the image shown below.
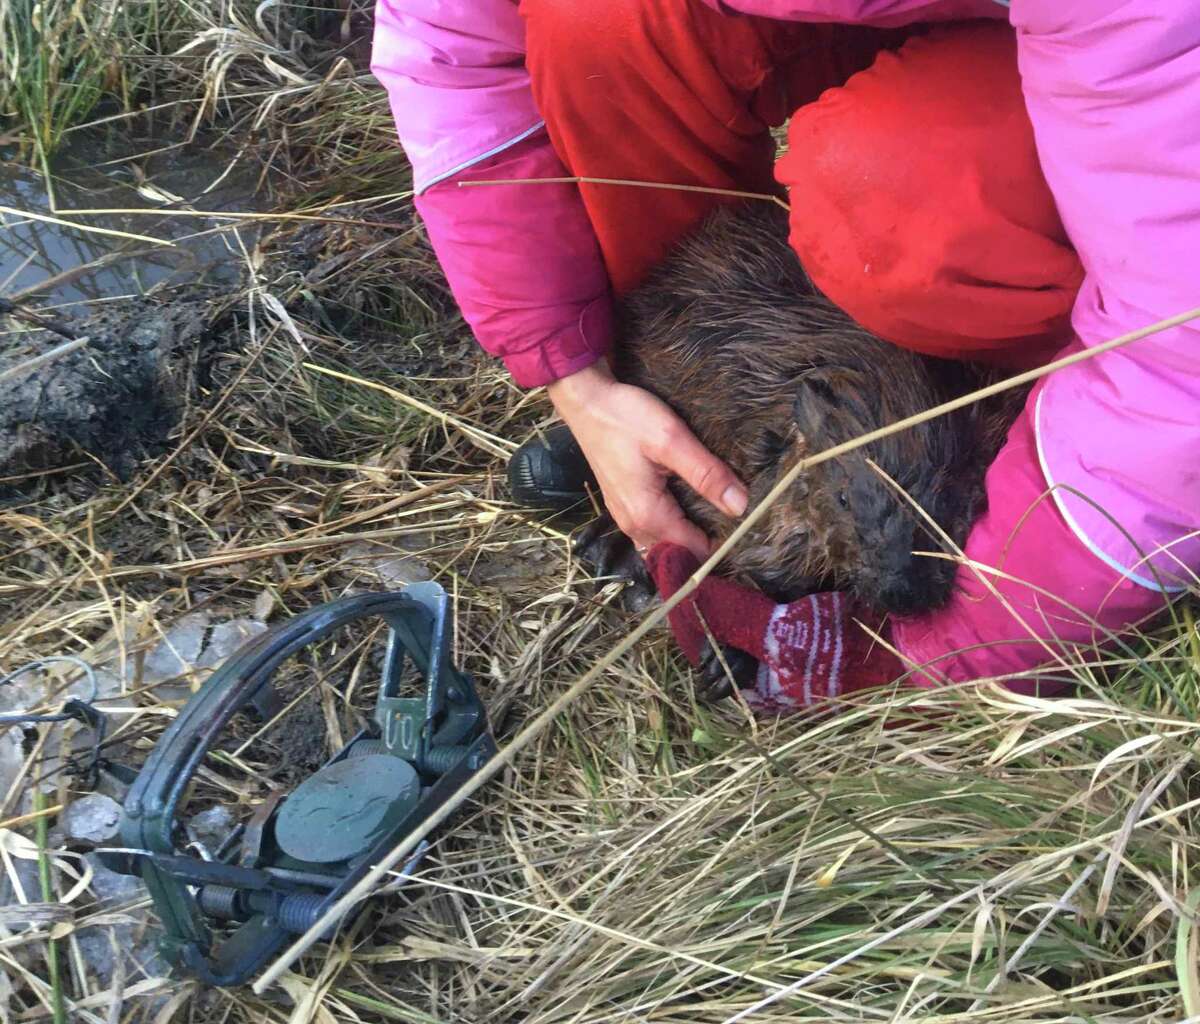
[0,134,260,314]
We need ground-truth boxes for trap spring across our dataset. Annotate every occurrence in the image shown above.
[98,583,496,986]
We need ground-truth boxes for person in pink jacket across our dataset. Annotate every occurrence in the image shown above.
[371,0,1199,704]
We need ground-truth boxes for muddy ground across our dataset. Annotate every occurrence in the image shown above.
[0,134,269,486]
[0,295,224,480]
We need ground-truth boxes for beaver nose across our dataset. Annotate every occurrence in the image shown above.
[877,579,923,617]
[877,564,956,616]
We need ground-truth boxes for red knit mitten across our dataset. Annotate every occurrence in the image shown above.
[645,543,905,713]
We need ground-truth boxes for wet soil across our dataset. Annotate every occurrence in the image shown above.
[0,295,222,480]
[0,134,269,484]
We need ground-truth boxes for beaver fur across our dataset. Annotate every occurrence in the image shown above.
[612,202,1024,616]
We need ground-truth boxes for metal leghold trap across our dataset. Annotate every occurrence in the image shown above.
[98,583,496,986]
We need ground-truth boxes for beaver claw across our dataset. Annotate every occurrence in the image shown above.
[698,641,759,702]
[574,516,656,612]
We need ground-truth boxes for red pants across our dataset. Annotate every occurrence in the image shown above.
[522,1,1083,368]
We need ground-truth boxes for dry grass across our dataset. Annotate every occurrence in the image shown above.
[3,3,1200,1023]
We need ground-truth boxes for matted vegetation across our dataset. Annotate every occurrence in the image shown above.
[2,3,1199,1023]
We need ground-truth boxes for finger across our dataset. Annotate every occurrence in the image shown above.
[628,504,711,562]
[615,485,712,563]
[652,424,748,519]
[641,543,707,665]
[652,516,713,563]
[644,542,701,596]
[692,575,778,658]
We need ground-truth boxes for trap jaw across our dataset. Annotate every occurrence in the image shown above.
[101,583,496,987]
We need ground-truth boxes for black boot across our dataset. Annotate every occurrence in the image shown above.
[507,423,597,511]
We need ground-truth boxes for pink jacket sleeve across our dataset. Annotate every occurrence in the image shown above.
[415,138,613,387]
[371,0,611,386]
[372,0,1005,386]
[893,0,1200,685]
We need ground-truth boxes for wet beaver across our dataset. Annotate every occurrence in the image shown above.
[583,202,1024,619]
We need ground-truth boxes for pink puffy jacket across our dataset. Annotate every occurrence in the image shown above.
[372,0,1200,687]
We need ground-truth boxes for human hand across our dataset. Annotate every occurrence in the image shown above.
[547,362,747,560]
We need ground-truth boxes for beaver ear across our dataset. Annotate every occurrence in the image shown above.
[747,426,794,472]
[792,366,864,440]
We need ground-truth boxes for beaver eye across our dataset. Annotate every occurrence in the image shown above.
[838,491,850,510]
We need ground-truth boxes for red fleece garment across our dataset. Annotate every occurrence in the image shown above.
[646,544,904,712]
[777,24,1083,367]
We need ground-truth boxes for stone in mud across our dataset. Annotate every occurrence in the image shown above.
[344,541,432,588]
[186,804,236,852]
[0,666,41,716]
[84,851,147,904]
[196,619,269,669]
[77,853,168,992]
[0,725,30,815]
[91,667,125,702]
[75,928,172,997]
[75,854,168,989]
[140,611,211,688]
[0,296,220,482]
[135,613,267,701]
[94,765,134,804]
[60,793,123,846]
[0,844,40,907]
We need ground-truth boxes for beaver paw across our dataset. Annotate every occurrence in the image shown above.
[574,516,656,612]
[697,641,759,703]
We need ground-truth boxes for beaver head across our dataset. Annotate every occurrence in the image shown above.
[729,359,996,616]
